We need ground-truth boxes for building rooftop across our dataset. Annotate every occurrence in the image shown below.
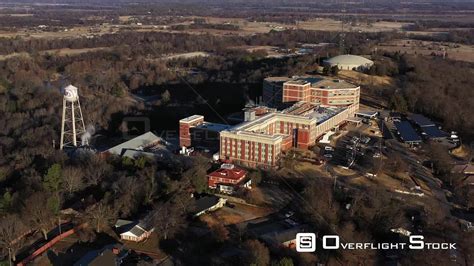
[283,75,358,90]
[208,164,247,181]
[105,132,163,156]
[302,76,358,90]
[180,115,204,123]
[307,106,344,124]
[264,76,292,82]
[324,54,374,66]
[115,218,154,237]
[74,244,127,266]
[410,114,435,127]
[284,79,310,86]
[421,126,447,139]
[394,121,422,143]
[195,122,231,132]
[194,195,223,214]
[225,103,346,139]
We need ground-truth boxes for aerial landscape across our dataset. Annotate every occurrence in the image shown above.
[0,0,473,265]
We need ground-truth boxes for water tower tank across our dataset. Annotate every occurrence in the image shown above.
[63,85,79,102]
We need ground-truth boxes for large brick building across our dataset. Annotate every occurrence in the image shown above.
[180,76,360,168]
[219,103,358,167]
[263,76,360,107]
[179,115,230,150]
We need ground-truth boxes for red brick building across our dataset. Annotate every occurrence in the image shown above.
[179,115,230,150]
[179,76,361,168]
[282,77,360,106]
[207,164,251,194]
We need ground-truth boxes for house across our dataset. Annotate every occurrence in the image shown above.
[208,164,251,194]
[260,226,307,248]
[74,244,129,266]
[194,195,227,217]
[248,219,309,249]
[115,219,154,242]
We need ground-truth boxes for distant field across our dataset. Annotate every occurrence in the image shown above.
[0,47,111,60]
[297,18,410,33]
[0,15,414,40]
[377,39,474,63]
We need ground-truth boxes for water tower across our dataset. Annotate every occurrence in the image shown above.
[60,85,87,150]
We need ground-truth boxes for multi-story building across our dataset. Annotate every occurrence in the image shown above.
[262,77,292,107]
[179,115,230,150]
[219,103,358,167]
[180,76,361,168]
[263,76,360,108]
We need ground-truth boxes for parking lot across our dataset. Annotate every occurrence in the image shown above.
[317,119,384,176]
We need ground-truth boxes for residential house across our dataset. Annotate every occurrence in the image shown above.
[74,244,129,266]
[115,219,154,242]
[248,219,309,249]
[194,195,227,217]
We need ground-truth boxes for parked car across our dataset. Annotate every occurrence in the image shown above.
[324,146,334,152]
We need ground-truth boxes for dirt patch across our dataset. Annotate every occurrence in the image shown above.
[338,70,396,89]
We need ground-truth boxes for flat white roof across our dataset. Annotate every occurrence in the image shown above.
[195,122,231,132]
[224,104,347,137]
[180,115,204,123]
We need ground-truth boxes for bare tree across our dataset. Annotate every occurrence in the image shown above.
[0,214,26,263]
[242,239,270,266]
[85,201,116,233]
[210,223,229,243]
[22,192,53,240]
[84,156,111,186]
[62,166,84,195]
[152,200,187,240]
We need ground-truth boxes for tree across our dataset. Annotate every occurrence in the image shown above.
[43,163,63,193]
[85,201,116,233]
[243,239,270,266]
[248,170,263,185]
[210,223,229,243]
[330,65,339,76]
[0,192,12,214]
[183,156,210,193]
[62,166,84,196]
[0,214,26,262]
[22,192,53,240]
[153,200,187,240]
[139,166,158,205]
[161,90,171,103]
[322,65,330,75]
[84,156,111,185]
[428,143,452,179]
[389,93,408,113]
[273,257,294,266]
[303,179,340,225]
